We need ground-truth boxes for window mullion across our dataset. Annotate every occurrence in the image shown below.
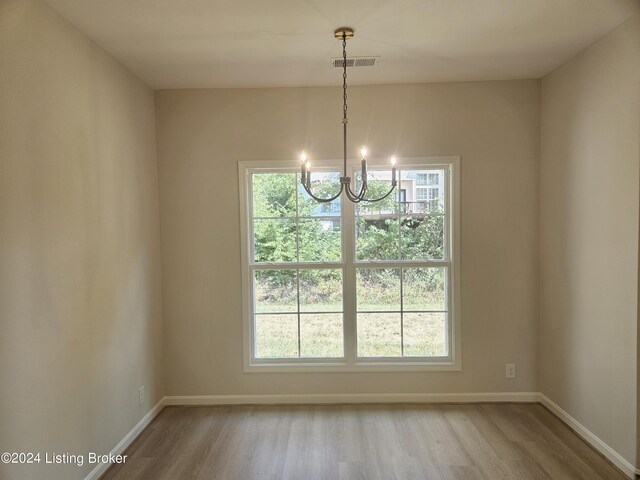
[294,175,301,358]
[400,267,404,357]
[397,167,402,262]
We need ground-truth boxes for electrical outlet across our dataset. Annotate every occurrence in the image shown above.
[139,386,145,405]
[505,364,516,379]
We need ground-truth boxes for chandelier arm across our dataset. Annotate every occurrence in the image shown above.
[357,182,369,201]
[351,183,369,204]
[343,184,356,202]
[302,181,344,203]
[361,182,369,199]
[344,185,360,202]
[360,184,397,203]
[344,180,367,202]
[344,190,359,203]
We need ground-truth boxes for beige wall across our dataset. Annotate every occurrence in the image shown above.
[540,13,640,467]
[156,80,540,397]
[0,1,163,479]
[6,0,637,473]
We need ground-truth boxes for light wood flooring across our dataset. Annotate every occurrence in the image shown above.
[101,403,627,480]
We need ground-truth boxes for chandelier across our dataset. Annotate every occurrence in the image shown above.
[300,27,397,204]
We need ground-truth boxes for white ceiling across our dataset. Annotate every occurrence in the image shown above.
[44,0,639,89]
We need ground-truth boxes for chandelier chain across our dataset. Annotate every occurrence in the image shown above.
[342,35,347,121]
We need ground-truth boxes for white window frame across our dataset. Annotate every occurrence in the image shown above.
[238,156,461,372]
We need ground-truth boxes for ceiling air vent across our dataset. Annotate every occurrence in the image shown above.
[331,56,379,68]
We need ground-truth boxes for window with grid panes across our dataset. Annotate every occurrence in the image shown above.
[240,158,459,371]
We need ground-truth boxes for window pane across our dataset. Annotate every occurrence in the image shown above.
[253,218,297,263]
[252,173,297,218]
[356,268,400,311]
[298,171,341,217]
[354,170,399,261]
[254,270,297,313]
[299,269,342,312]
[357,313,402,357]
[298,218,341,262]
[356,217,400,261]
[403,313,447,357]
[401,169,444,214]
[400,215,444,260]
[300,314,343,358]
[403,268,446,311]
[255,314,298,358]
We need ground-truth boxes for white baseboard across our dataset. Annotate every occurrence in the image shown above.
[539,394,637,479]
[84,398,165,480]
[163,391,540,406]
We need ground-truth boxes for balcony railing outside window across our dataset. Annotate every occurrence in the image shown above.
[360,200,440,216]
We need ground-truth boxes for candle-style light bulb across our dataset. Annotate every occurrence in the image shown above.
[391,155,397,186]
[360,146,367,187]
[300,152,308,185]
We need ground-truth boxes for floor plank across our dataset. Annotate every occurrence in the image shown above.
[100,403,628,480]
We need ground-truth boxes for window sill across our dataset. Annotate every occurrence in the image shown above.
[244,360,462,373]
